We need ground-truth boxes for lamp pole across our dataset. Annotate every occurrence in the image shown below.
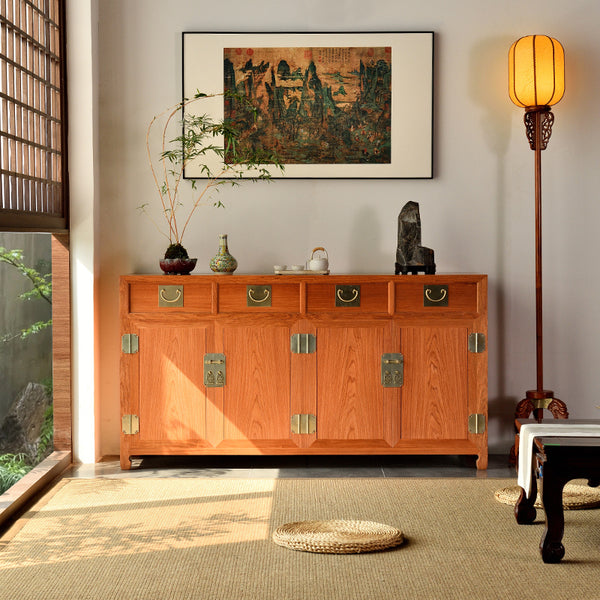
[515,106,568,421]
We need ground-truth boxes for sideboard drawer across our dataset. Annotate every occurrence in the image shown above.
[128,282,212,313]
[394,282,479,313]
[218,282,301,312]
[306,282,389,313]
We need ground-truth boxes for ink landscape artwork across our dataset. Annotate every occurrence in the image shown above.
[223,46,392,165]
[183,33,433,178]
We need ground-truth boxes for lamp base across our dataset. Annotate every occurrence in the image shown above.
[516,389,568,422]
[508,391,569,466]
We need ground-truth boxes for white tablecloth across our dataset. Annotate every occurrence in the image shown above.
[517,423,600,498]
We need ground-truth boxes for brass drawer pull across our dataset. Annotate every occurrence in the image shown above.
[160,288,182,303]
[337,288,359,303]
[248,288,270,303]
[425,287,447,303]
[423,285,449,307]
[158,286,183,307]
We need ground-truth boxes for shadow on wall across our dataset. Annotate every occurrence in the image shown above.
[348,206,389,274]
[469,36,515,443]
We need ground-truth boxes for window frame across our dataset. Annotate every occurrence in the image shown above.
[0,0,69,232]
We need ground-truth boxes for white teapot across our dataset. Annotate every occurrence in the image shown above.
[308,247,329,271]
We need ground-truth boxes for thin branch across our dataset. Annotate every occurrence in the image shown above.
[145,90,283,247]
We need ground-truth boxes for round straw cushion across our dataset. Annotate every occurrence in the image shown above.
[272,519,404,554]
[494,483,600,510]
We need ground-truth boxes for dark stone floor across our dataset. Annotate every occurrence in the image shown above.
[66,454,516,480]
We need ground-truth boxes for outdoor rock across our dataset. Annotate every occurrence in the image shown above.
[0,382,51,461]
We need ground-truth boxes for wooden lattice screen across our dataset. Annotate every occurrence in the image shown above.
[0,0,68,231]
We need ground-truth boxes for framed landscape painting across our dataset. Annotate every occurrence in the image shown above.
[182,32,433,179]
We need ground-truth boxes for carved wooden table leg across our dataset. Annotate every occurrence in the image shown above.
[533,434,600,563]
[538,470,567,563]
[514,477,537,524]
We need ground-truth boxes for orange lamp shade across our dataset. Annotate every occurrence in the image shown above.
[509,35,565,108]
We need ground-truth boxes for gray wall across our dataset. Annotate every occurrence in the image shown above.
[92,0,600,455]
[0,233,52,420]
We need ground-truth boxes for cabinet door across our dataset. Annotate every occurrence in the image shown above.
[316,322,400,447]
[137,323,209,443]
[218,324,293,447]
[401,327,469,440]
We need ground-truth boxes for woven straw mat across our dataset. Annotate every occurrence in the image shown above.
[494,483,600,510]
[272,519,404,554]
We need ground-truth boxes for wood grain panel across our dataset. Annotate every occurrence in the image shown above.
[316,324,388,440]
[51,234,71,452]
[401,327,468,440]
[221,325,291,441]
[469,276,488,468]
[138,325,208,441]
[290,320,317,448]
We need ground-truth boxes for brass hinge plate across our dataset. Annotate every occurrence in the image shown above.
[121,334,139,354]
[204,353,226,387]
[291,414,316,434]
[291,333,316,354]
[468,413,486,434]
[382,353,404,387]
[468,333,486,353]
[122,414,139,435]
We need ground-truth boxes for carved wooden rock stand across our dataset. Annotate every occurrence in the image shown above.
[120,274,488,470]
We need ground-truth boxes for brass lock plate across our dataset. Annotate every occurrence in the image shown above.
[423,285,448,307]
[158,285,184,307]
[204,353,226,387]
[247,285,272,307]
[335,285,361,307]
[381,353,404,387]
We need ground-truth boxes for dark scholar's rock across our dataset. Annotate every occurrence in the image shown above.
[395,201,436,275]
[0,382,51,462]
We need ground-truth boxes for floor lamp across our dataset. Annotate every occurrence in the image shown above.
[508,35,569,423]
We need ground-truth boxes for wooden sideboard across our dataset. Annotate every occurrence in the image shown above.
[120,274,488,469]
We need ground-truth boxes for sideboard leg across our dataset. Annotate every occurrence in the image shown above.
[120,454,132,470]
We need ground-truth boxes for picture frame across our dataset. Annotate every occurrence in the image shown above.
[182,32,433,179]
